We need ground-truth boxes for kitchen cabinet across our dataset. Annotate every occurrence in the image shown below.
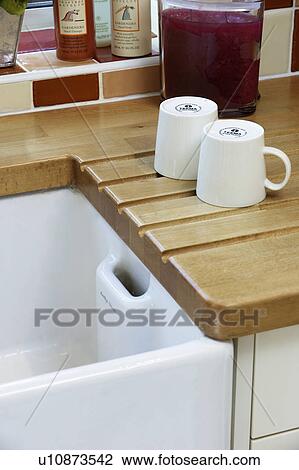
[251,428,299,450]
[233,326,299,449]
[252,326,299,438]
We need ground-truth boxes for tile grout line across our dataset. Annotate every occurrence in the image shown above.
[288,3,296,72]
[98,72,104,100]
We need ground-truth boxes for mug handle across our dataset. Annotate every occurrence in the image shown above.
[263,146,292,191]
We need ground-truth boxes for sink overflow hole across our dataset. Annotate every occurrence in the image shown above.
[113,267,148,297]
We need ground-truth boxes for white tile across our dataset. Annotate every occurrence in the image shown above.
[260,9,293,76]
[0,81,32,114]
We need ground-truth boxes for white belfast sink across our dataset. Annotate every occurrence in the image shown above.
[0,188,233,449]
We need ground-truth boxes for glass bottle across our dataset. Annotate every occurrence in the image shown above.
[94,0,111,47]
[111,0,151,57]
[159,0,264,116]
[54,0,96,61]
[0,8,23,68]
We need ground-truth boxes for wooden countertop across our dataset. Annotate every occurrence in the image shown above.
[1,76,299,340]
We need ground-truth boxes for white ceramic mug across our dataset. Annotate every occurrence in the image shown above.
[154,96,218,180]
[197,119,292,208]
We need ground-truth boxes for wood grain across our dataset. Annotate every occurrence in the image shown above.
[0,77,299,339]
[125,171,299,235]
[146,201,299,260]
[0,97,159,165]
[0,157,75,197]
[124,196,231,234]
[170,233,299,338]
[105,177,196,209]
[85,155,156,188]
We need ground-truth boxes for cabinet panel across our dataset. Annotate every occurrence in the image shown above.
[251,428,299,450]
[233,336,255,450]
[252,325,299,438]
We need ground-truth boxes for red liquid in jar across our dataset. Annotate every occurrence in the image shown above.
[161,9,263,115]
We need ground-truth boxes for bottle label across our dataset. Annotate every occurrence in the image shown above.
[58,0,87,36]
[112,0,140,32]
[95,0,111,40]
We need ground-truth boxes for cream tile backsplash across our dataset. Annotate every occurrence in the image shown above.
[260,8,294,76]
[0,82,32,114]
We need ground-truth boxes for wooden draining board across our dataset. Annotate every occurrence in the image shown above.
[1,77,299,339]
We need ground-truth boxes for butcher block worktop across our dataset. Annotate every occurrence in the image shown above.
[1,76,299,340]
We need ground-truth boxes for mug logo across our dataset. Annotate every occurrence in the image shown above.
[175,103,201,113]
[219,127,247,138]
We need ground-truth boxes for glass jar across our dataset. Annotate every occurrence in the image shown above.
[159,0,264,116]
[0,8,23,68]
